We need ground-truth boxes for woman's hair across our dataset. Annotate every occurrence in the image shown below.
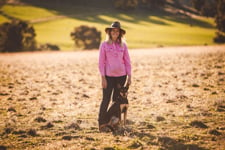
[105,28,126,46]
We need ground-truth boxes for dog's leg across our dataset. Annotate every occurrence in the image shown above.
[123,108,127,126]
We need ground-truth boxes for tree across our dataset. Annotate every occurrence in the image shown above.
[114,0,139,10]
[0,0,6,9]
[0,20,37,52]
[214,0,225,43]
[192,0,216,17]
[191,0,205,11]
[70,25,101,49]
[200,1,216,17]
[140,0,166,10]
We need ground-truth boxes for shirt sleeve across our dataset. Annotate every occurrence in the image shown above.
[98,42,106,76]
[123,43,132,76]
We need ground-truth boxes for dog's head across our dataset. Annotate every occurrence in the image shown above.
[117,84,129,99]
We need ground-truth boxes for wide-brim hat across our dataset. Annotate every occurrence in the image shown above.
[105,21,126,35]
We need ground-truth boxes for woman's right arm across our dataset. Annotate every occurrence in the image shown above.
[99,42,107,88]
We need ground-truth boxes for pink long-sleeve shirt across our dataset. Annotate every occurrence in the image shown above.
[98,41,131,77]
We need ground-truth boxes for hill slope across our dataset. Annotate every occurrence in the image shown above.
[0,0,217,50]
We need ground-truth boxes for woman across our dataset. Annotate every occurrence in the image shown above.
[98,21,132,131]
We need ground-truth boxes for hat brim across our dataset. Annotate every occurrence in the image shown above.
[105,27,126,35]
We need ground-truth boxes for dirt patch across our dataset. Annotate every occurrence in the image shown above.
[0,45,225,149]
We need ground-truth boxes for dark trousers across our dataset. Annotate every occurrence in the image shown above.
[98,75,127,125]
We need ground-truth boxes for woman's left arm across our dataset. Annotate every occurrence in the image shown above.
[123,43,132,85]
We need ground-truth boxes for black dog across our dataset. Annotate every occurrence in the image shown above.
[100,84,129,132]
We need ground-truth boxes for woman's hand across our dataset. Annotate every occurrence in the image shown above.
[127,75,131,86]
[101,76,107,89]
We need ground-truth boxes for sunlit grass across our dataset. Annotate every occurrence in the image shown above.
[0,15,9,22]
[33,18,75,50]
[34,16,216,50]
[125,17,216,48]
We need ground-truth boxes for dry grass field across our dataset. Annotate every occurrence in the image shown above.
[0,45,225,150]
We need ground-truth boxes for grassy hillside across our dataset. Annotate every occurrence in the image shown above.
[0,1,217,50]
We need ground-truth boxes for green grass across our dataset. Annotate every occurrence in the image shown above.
[2,5,58,20]
[0,4,217,50]
[0,15,9,22]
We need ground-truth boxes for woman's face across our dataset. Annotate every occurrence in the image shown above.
[110,28,120,41]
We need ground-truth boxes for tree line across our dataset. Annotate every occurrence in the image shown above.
[0,0,224,52]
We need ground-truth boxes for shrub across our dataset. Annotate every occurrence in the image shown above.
[0,20,37,52]
[39,43,60,51]
[70,25,101,49]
